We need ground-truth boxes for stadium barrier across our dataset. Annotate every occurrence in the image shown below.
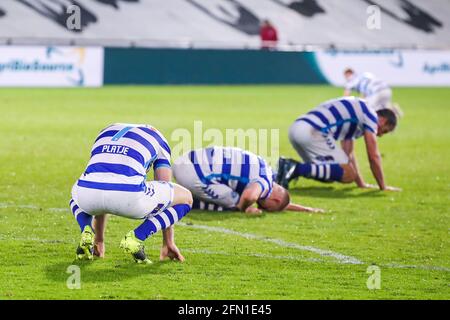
[103,48,327,85]
[0,46,449,87]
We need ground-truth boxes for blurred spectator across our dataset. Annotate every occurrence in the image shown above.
[260,19,278,49]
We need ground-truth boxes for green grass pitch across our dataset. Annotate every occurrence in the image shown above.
[0,85,449,299]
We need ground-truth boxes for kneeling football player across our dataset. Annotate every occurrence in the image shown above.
[70,123,193,264]
[173,147,323,214]
[277,96,401,192]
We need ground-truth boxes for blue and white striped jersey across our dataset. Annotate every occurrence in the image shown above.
[297,97,378,140]
[188,147,273,200]
[345,72,389,97]
[77,123,171,192]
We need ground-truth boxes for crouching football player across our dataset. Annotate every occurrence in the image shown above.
[173,147,323,214]
[276,97,401,192]
[70,123,193,264]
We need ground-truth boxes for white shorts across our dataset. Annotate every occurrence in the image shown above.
[289,120,349,164]
[71,180,174,220]
[172,155,240,209]
[366,88,392,111]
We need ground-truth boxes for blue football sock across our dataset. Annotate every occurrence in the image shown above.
[134,204,191,241]
[70,199,93,232]
[292,163,343,182]
[292,163,312,178]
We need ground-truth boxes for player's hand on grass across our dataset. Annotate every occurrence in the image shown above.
[358,183,379,189]
[286,203,325,213]
[160,243,185,262]
[382,185,402,192]
[303,206,326,213]
[93,241,105,258]
[360,183,401,192]
[245,206,262,215]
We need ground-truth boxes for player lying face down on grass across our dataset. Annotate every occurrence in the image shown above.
[172,147,324,215]
[69,123,193,264]
[276,97,401,192]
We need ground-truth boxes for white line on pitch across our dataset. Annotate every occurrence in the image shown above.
[0,233,321,263]
[178,222,363,265]
[381,263,450,272]
[2,203,449,272]
[160,247,325,263]
[0,203,66,212]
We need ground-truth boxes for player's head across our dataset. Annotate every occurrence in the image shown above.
[376,108,397,137]
[343,68,355,80]
[257,183,290,212]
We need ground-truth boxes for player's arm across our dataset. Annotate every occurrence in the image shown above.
[285,203,325,213]
[341,139,367,188]
[154,167,182,260]
[364,131,401,191]
[93,214,107,257]
[153,155,174,249]
[343,82,354,96]
[153,152,185,260]
[236,182,263,214]
[153,138,172,182]
[344,77,361,97]
[159,224,184,262]
[154,166,172,182]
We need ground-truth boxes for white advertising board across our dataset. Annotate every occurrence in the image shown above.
[0,46,104,87]
[315,50,450,87]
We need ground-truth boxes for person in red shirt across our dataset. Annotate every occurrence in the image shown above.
[260,19,278,49]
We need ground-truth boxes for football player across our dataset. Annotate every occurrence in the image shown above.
[173,146,323,214]
[70,123,192,264]
[276,97,401,192]
[343,68,393,111]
